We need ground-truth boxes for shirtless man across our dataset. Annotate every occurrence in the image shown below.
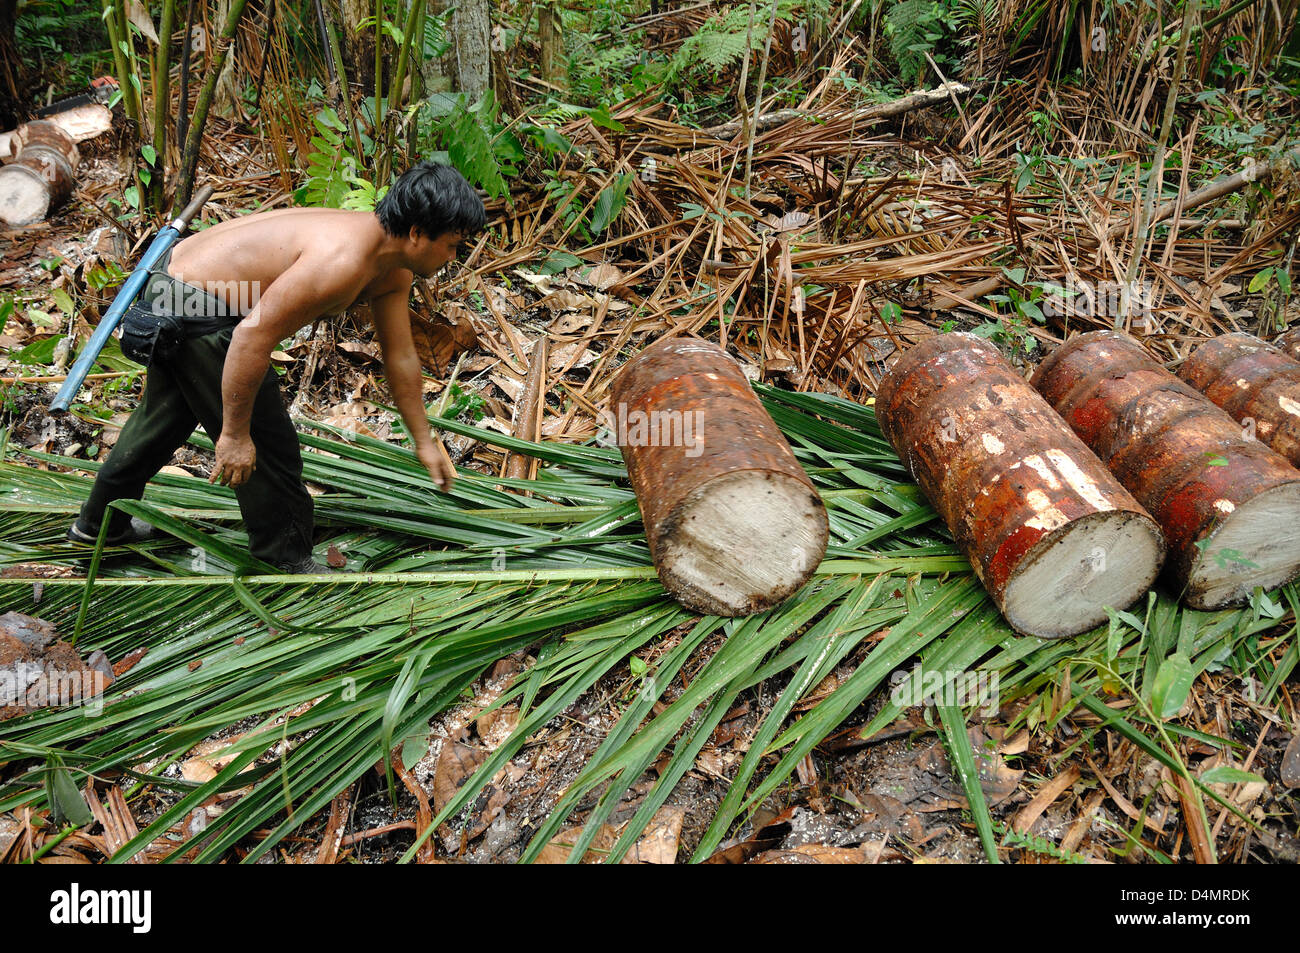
[67,161,486,572]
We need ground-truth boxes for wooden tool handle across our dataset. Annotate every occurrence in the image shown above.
[172,184,215,231]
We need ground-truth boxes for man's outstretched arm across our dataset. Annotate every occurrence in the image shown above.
[213,260,362,487]
[371,282,455,491]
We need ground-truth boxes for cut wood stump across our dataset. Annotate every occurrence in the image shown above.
[1032,330,1300,610]
[876,332,1165,639]
[608,337,828,616]
[1179,332,1300,468]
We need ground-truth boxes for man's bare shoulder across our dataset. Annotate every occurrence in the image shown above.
[173,208,383,285]
[362,264,415,303]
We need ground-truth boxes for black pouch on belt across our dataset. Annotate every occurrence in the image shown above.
[120,264,239,366]
[119,300,187,366]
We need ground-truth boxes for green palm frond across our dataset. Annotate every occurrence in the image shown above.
[0,385,1294,863]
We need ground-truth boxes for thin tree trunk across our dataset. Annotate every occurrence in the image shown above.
[0,0,23,128]
[452,0,491,100]
[340,0,375,92]
[421,0,453,94]
[537,1,564,90]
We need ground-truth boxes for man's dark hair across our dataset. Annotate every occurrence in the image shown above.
[376,161,486,240]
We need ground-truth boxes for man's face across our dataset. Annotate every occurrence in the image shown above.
[409,228,466,278]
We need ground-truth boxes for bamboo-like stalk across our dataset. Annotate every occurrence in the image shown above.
[176,0,251,206]
[1119,0,1199,330]
[148,0,177,215]
[388,0,424,112]
[102,0,140,122]
[743,0,781,200]
[373,0,384,128]
[16,558,971,589]
[322,0,366,161]
[176,0,197,147]
[407,0,428,155]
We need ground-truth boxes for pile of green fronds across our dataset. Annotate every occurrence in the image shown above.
[0,387,1293,863]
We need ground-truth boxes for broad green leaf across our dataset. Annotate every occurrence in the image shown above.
[1149,651,1195,720]
[1200,766,1266,786]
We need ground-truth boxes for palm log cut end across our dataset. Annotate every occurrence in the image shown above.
[1032,329,1300,610]
[656,469,828,617]
[877,331,1166,640]
[610,335,829,618]
[1001,509,1165,638]
[1185,481,1300,610]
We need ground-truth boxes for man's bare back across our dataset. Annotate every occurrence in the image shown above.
[167,207,427,319]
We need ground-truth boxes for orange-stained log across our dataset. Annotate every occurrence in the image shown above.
[876,332,1165,638]
[1032,330,1300,610]
[1179,331,1300,468]
[608,336,828,616]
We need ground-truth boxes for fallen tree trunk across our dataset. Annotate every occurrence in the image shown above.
[608,337,827,616]
[697,81,971,140]
[1179,332,1300,468]
[1148,144,1300,229]
[876,332,1165,638]
[1032,330,1300,609]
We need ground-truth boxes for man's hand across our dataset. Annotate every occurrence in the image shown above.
[212,432,257,488]
[417,439,455,492]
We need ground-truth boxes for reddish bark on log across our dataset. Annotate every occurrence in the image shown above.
[1179,332,1300,468]
[1032,330,1300,609]
[876,332,1165,638]
[608,337,828,616]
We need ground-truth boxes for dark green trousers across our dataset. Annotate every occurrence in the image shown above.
[78,322,314,566]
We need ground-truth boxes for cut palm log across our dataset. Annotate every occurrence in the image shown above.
[877,332,1165,639]
[0,120,78,226]
[1179,332,1300,468]
[608,337,828,616]
[1032,331,1300,610]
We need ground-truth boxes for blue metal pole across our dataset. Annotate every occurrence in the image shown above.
[49,185,214,414]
